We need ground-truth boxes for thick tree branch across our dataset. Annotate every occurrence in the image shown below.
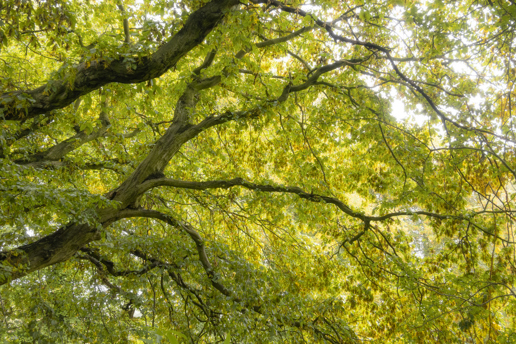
[113,56,368,205]
[0,39,234,285]
[0,223,100,285]
[0,0,240,122]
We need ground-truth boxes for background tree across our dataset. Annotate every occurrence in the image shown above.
[1,0,515,342]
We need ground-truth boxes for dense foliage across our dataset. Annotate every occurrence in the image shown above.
[1,0,515,342]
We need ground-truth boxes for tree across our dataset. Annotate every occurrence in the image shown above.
[1,0,515,342]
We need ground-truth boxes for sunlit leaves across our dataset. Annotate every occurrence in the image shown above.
[1,0,516,342]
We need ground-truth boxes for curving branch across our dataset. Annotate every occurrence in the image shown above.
[114,208,235,298]
[130,249,228,326]
[234,26,314,60]
[78,246,218,322]
[114,208,357,343]
[137,177,516,243]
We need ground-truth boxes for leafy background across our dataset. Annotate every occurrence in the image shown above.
[1,0,515,342]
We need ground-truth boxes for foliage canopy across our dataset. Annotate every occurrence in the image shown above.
[1,0,516,342]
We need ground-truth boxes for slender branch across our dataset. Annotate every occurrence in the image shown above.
[377,121,408,189]
[235,26,314,59]
[385,52,516,144]
[136,177,516,243]
[193,49,218,76]
[251,0,516,145]
[117,2,131,44]
[287,49,312,71]
[250,0,390,53]
[79,248,160,277]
